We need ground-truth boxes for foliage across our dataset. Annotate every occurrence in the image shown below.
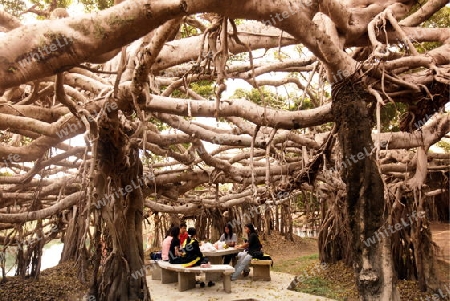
[380,102,407,132]
[233,87,284,109]
[191,80,214,98]
[229,52,249,62]
[318,122,334,132]
[273,50,289,61]
[180,23,199,38]
[0,0,75,17]
[436,141,450,153]
[171,80,215,99]
[232,19,244,25]
[147,117,168,132]
[421,5,450,28]
[293,192,319,211]
[28,0,72,9]
[233,86,317,114]
[78,0,113,12]
[290,95,315,111]
[141,152,164,165]
[0,0,26,17]
[416,6,450,52]
[0,131,11,144]
[294,45,306,56]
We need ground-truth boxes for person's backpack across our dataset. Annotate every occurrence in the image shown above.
[150,251,162,260]
[252,252,273,267]
[259,253,273,262]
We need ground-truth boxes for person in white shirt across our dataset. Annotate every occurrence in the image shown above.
[219,223,237,264]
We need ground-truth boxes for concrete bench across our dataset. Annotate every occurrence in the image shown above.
[157,261,235,292]
[144,259,161,280]
[250,259,271,281]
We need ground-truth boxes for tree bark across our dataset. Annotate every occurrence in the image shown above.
[93,100,150,301]
[318,187,352,265]
[60,207,86,263]
[332,76,400,300]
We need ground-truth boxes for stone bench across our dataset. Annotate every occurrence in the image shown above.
[157,261,235,292]
[144,259,161,280]
[250,259,271,281]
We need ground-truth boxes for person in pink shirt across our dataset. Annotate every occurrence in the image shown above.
[161,228,174,261]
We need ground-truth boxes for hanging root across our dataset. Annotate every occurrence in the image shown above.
[214,16,229,120]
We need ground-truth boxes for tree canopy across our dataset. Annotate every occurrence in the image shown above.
[0,0,449,300]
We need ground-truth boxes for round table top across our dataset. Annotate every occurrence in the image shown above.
[201,247,244,256]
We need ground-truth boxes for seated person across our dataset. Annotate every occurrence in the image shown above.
[231,223,262,281]
[180,227,204,267]
[168,226,182,263]
[219,223,237,264]
[179,222,188,246]
[169,226,205,267]
[182,228,215,287]
[161,227,173,261]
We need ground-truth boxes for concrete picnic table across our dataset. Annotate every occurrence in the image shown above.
[201,247,244,264]
[201,247,244,281]
[157,260,235,292]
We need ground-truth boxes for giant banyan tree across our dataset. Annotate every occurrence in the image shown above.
[0,0,449,300]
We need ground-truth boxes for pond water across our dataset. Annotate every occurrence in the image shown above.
[4,241,63,276]
[293,226,319,238]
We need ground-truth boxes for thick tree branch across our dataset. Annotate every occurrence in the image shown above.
[0,0,354,91]
[0,191,83,223]
[378,114,450,150]
[142,95,333,130]
[0,10,21,31]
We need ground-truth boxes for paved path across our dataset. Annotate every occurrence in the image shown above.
[147,271,335,301]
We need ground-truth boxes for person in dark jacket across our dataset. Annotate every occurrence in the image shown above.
[180,227,204,267]
[168,226,182,263]
[231,223,262,281]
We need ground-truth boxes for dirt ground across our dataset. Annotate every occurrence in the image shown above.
[431,221,450,264]
[260,231,318,260]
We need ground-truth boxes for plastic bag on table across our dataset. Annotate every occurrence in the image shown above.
[200,242,216,252]
[215,241,226,250]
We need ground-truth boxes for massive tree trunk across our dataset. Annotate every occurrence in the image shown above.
[92,99,150,301]
[332,76,399,300]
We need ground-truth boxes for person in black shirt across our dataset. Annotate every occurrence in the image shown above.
[231,223,262,281]
[180,227,204,267]
[168,226,182,263]
[181,228,215,287]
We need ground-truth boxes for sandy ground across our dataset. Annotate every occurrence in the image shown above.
[147,270,336,301]
[431,222,450,264]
